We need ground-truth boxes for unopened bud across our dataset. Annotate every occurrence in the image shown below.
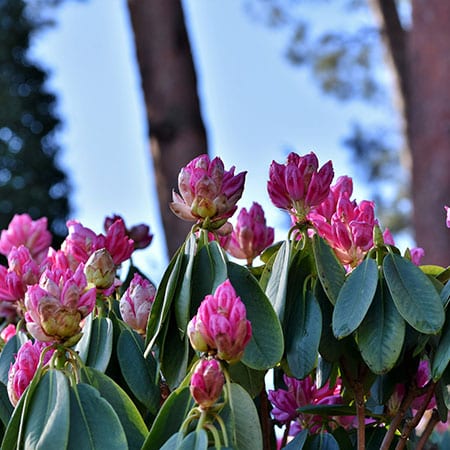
[84,248,116,289]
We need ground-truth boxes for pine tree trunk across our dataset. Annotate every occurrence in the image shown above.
[126,0,208,258]
[370,0,450,265]
[407,0,450,266]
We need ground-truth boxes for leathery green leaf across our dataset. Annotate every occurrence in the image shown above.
[383,253,444,334]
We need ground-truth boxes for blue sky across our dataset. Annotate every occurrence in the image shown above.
[31,0,401,281]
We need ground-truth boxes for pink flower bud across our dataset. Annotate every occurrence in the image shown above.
[84,248,116,289]
[0,324,16,343]
[170,155,246,228]
[24,265,96,343]
[310,193,378,269]
[187,279,252,363]
[0,214,51,263]
[267,152,334,222]
[7,340,54,406]
[102,218,135,265]
[190,359,224,409]
[225,203,274,264]
[119,273,156,334]
[61,220,98,268]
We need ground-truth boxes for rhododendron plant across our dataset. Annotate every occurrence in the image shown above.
[0,151,447,450]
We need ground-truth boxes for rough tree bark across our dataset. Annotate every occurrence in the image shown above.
[370,0,450,266]
[126,0,208,258]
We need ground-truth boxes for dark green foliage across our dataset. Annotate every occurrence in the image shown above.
[0,0,70,244]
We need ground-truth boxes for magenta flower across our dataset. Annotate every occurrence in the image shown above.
[170,154,246,228]
[101,218,134,265]
[104,215,153,250]
[62,219,134,268]
[61,220,99,268]
[7,340,54,406]
[445,206,450,228]
[225,203,275,264]
[311,194,378,268]
[0,246,41,319]
[190,358,224,410]
[0,324,16,343]
[119,273,156,334]
[267,152,334,222]
[0,214,51,263]
[188,279,252,364]
[24,265,96,343]
[268,374,352,436]
[389,360,436,415]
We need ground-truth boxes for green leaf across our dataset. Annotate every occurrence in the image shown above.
[80,367,148,450]
[286,290,322,379]
[310,432,339,450]
[177,429,208,450]
[146,245,185,351]
[174,235,196,338]
[313,235,346,305]
[190,240,228,315]
[282,429,308,449]
[0,334,25,385]
[356,281,405,374]
[143,387,194,450]
[227,262,284,370]
[68,383,127,450]
[1,361,44,450]
[228,362,266,398]
[0,384,13,427]
[316,283,346,362]
[117,327,160,414]
[332,258,378,339]
[383,253,445,334]
[21,369,70,450]
[75,315,113,372]
[160,315,192,389]
[264,240,291,323]
[441,281,450,308]
[297,404,357,417]
[432,312,450,380]
[223,383,263,450]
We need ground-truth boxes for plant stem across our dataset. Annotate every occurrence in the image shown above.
[355,382,366,450]
[259,382,273,450]
[416,409,440,450]
[380,385,417,450]
[395,382,436,450]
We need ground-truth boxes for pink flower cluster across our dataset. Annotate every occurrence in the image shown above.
[188,280,252,410]
[268,374,354,436]
[7,340,54,406]
[267,152,334,222]
[190,358,225,410]
[119,273,156,334]
[0,213,153,406]
[62,218,134,268]
[188,279,252,364]
[225,202,274,265]
[308,177,378,268]
[170,154,246,228]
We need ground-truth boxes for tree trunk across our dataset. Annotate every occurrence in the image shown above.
[370,0,450,266]
[407,0,450,266]
[126,0,208,258]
